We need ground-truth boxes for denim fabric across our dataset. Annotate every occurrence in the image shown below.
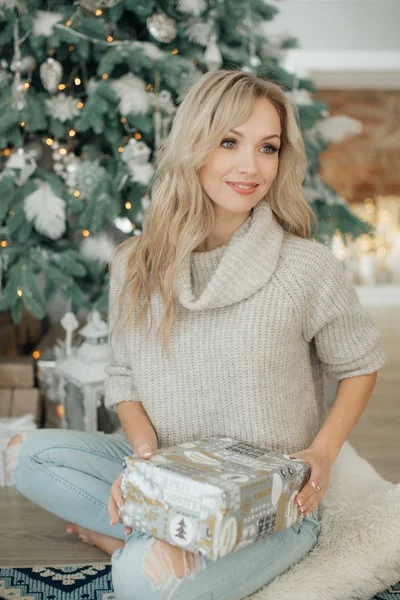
[11,428,321,600]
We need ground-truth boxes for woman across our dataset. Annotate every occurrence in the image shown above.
[6,69,385,600]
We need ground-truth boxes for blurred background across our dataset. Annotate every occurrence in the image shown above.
[0,0,399,490]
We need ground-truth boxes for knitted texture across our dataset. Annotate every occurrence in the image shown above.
[104,198,386,455]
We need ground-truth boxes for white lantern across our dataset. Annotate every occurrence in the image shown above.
[56,310,117,433]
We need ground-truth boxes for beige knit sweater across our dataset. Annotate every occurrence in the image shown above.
[104,198,386,455]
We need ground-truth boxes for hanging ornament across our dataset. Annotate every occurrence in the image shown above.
[204,33,222,71]
[5,148,37,186]
[110,73,150,116]
[40,58,63,94]
[24,180,66,240]
[147,9,177,43]
[45,93,81,122]
[72,160,107,199]
[121,139,154,186]
[10,55,37,74]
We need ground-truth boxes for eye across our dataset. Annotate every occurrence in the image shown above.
[220,139,279,154]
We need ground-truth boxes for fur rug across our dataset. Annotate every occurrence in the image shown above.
[248,440,400,600]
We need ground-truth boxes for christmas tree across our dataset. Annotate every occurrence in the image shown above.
[0,0,371,326]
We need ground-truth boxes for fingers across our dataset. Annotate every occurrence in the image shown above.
[108,472,131,535]
[297,482,323,515]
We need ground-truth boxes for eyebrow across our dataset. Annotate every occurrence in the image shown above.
[229,129,281,142]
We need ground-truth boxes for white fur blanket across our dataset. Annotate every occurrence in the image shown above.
[248,440,400,600]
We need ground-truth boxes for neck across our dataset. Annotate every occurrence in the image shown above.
[194,205,253,252]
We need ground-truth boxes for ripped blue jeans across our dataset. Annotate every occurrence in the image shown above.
[6,428,321,600]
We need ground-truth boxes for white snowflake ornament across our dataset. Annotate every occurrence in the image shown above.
[32,10,64,37]
[45,93,80,123]
[110,73,150,116]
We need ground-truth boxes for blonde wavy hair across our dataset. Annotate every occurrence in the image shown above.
[108,69,318,358]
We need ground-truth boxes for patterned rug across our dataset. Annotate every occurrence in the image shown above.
[0,564,399,599]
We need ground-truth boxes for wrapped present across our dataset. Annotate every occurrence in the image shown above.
[0,388,41,424]
[119,436,311,561]
[0,356,35,388]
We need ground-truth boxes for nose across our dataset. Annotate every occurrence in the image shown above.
[235,149,258,176]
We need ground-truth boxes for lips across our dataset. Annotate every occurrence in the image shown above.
[226,182,259,195]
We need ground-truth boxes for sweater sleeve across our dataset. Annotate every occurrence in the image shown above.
[302,243,387,381]
[104,247,140,411]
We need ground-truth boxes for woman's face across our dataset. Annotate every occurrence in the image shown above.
[199,97,281,214]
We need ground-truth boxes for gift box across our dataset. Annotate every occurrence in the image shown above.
[119,436,311,561]
[0,388,41,424]
[0,356,35,388]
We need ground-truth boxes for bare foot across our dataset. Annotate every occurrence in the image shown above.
[65,523,124,556]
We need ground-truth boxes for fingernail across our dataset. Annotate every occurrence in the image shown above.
[298,499,302,506]
[311,481,316,488]
[138,443,153,457]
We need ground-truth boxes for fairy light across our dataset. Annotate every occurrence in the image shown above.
[82,229,90,237]
[1,240,8,247]
[118,146,124,153]
[69,129,76,137]
[95,9,103,16]
[146,84,153,91]
[3,149,11,156]
[8,210,14,216]
[58,147,68,156]
[125,202,132,209]
[101,73,109,80]
[107,35,114,42]
[74,77,81,85]
[17,289,23,297]
[57,404,64,419]
[58,83,66,91]
[171,48,178,55]
[69,45,74,51]
[45,137,54,146]
[23,82,30,89]
[73,189,80,198]
[32,350,40,359]
[134,132,142,140]
[20,122,25,127]
[120,117,127,123]
[66,20,72,27]
[77,101,84,109]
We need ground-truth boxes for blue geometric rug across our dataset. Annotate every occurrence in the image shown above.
[0,565,399,598]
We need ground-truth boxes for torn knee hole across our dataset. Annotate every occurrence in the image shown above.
[5,432,27,486]
[143,539,202,589]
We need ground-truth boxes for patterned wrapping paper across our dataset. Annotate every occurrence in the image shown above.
[119,436,311,561]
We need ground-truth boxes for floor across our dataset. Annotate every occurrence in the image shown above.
[0,306,399,567]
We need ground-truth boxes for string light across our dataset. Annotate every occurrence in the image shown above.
[3,149,11,156]
[69,129,76,137]
[1,240,8,248]
[146,84,153,91]
[45,137,54,146]
[20,122,25,127]
[95,9,103,16]
[82,229,90,237]
[73,189,80,198]
[17,289,23,297]
[125,202,132,209]
[23,82,30,89]
[66,20,72,27]
[8,210,14,216]
[171,48,178,54]
[107,35,114,42]
[120,117,127,123]
[32,350,40,359]
[134,132,142,140]
[69,45,74,51]
[77,101,84,109]
[57,405,64,419]
[58,147,68,156]
[58,83,66,91]
[101,73,109,80]
[74,77,81,85]
[118,146,124,153]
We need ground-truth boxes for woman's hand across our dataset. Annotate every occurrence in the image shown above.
[109,408,158,535]
[289,446,334,516]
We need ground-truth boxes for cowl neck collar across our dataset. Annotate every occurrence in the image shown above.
[175,198,284,311]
